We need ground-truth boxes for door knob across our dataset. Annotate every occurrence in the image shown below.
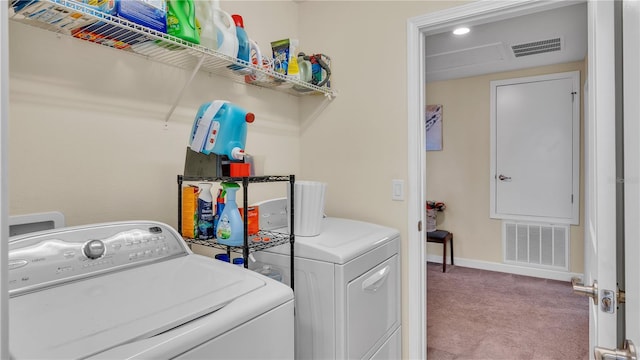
[594,339,637,360]
[498,174,512,181]
[572,277,598,305]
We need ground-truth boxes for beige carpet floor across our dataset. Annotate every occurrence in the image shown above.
[427,262,589,360]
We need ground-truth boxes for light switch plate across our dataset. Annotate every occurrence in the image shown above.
[392,179,404,201]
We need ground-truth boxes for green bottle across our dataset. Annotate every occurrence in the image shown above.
[166,0,200,44]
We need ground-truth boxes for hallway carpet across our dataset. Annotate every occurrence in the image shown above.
[427,262,589,360]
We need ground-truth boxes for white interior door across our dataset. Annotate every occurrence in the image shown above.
[584,0,618,353]
[623,0,640,354]
[491,72,579,224]
[582,1,639,358]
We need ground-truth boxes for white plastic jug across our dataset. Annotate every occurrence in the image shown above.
[195,0,217,50]
[212,1,238,58]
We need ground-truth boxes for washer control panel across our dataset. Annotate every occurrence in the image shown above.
[8,221,189,296]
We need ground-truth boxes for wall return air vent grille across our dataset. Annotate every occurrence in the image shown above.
[503,221,569,271]
[511,38,562,57]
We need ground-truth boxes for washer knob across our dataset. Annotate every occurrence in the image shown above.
[83,239,105,259]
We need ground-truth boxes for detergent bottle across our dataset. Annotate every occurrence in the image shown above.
[212,0,238,57]
[166,0,200,44]
[232,14,249,63]
[195,0,217,50]
[216,182,243,246]
[244,39,267,83]
[197,183,214,239]
[287,39,300,81]
[189,101,255,160]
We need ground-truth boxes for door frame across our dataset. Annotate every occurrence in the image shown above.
[623,0,640,347]
[0,3,8,359]
[406,1,587,358]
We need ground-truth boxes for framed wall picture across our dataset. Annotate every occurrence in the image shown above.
[426,104,443,151]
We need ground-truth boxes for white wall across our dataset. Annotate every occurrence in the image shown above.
[8,1,302,227]
[8,1,463,357]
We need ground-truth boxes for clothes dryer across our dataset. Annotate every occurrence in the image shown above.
[252,201,401,359]
[8,221,294,359]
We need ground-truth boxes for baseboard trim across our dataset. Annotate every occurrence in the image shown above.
[426,255,583,282]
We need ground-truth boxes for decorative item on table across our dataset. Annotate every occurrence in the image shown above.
[426,200,446,232]
[426,201,446,212]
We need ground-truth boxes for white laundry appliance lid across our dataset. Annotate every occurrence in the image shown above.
[266,217,400,264]
[10,254,265,359]
[8,222,266,360]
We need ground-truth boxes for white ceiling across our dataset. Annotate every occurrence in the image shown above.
[425,2,587,83]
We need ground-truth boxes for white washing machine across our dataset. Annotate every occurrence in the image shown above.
[8,221,294,359]
[252,200,401,359]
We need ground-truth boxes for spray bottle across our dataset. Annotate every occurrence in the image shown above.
[216,182,244,246]
[197,183,214,239]
[213,187,225,236]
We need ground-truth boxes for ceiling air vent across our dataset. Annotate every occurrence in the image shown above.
[511,38,561,57]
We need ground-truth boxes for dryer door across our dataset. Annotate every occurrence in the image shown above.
[346,253,400,359]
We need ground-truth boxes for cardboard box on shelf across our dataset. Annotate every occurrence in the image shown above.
[239,206,259,235]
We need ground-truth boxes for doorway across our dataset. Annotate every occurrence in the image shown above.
[406,1,588,358]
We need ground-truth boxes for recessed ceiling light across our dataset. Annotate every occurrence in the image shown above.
[453,27,470,36]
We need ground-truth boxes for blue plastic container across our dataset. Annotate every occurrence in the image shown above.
[214,253,230,262]
[227,14,249,71]
[114,0,167,33]
[189,101,255,160]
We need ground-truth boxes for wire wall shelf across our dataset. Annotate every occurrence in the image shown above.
[185,229,291,253]
[8,0,337,99]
